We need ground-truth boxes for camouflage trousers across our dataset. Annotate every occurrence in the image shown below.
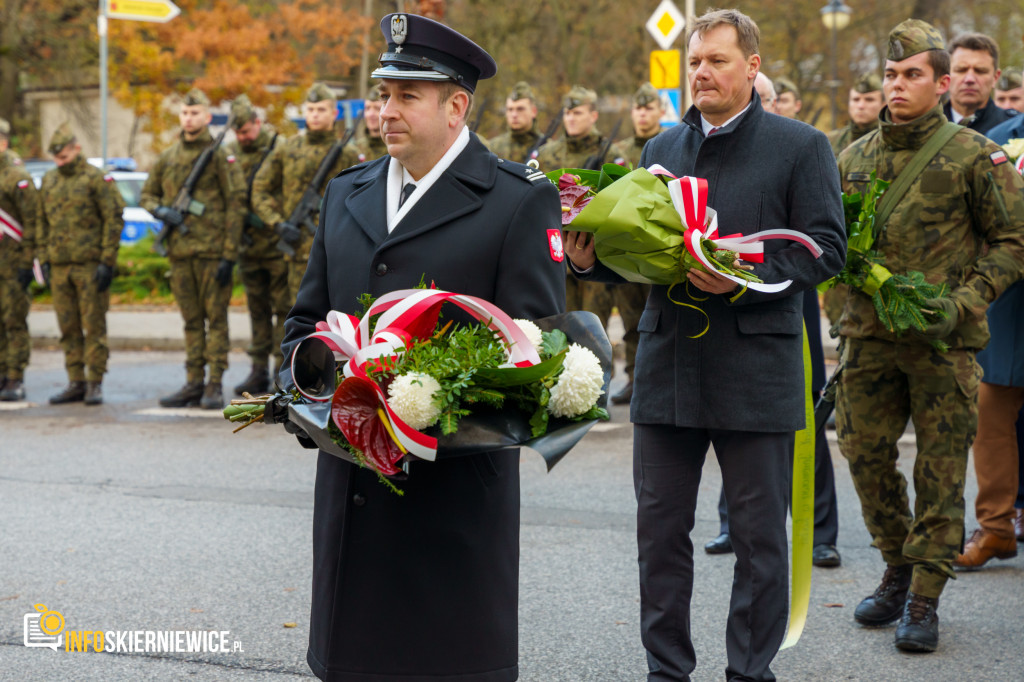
[50,263,110,382]
[287,259,310,305]
[239,257,290,370]
[169,257,231,384]
[0,274,31,380]
[836,337,981,598]
[567,276,613,330]
[612,282,649,381]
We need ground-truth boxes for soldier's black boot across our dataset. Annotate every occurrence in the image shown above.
[894,593,939,652]
[854,564,912,626]
[233,364,269,396]
[159,382,204,408]
[0,378,26,401]
[84,381,103,406]
[200,382,224,410]
[49,381,86,404]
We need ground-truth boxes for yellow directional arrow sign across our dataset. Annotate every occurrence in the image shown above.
[107,0,181,23]
[650,50,681,90]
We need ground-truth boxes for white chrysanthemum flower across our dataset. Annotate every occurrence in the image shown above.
[547,344,604,418]
[387,372,442,431]
[512,318,544,354]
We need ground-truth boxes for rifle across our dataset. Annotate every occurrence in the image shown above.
[276,114,363,256]
[241,131,279,245]
[526,108,563,162]
[582,117,623,170]
[469,96,489,133]
[154,116,234,257]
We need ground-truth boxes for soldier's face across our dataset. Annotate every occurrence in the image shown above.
[848,89,885,126]
[995,86,1024,112]
[179,105,212,136]
[304,101,336,132]
[949,48,999,113]
[631,101,663,137]
[364,101,383,136]
[774,92,801,119]
[53,143,81,167]
[379,79,468,180]
[234,118,262,147]
[883,52,950,124]
[687,25,760,125]
[505,98,537,132]
[563,105,597,137]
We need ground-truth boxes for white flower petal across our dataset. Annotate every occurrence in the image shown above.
[387,372,442,431]
[547,344,604,418]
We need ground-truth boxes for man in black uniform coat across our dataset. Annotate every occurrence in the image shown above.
[280,13,566,682]
[566,10,846,681]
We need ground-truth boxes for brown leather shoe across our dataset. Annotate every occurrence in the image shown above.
[1015,509,1024,542]
[953,528,1017,570]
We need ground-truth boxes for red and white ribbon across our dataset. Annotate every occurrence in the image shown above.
[292,288,542,460]
[0,206,23,242]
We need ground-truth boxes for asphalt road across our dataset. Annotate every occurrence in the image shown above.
[1,349,1022,681]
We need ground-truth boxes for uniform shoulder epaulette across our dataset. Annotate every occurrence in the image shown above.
[496,158,548,184]
[337,157,378,177]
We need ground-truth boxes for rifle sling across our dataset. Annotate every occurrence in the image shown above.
[247,132,279,205]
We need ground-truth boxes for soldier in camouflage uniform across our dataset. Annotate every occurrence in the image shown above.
[835,19,1024,653]
[485,81,542,163]
[353,89,388,163]
[252,83,359,302]
[605,83,663,404]
[535,86,614,331]
[0,117,40,402]
[39,124,125,405]
[224,95,286,396]
[774,76,802,119]
[141,89,246,409]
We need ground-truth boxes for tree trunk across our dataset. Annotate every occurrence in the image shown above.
[0,0,24,127]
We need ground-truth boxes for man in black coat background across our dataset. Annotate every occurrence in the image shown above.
[280,13,566,682]
[566,9,846,681]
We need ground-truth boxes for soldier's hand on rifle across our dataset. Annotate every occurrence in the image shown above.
[93,264,114,293]
[275,221,302,245]
[16,268,33,291]
[153,206,184,226]
[215,259,235,287]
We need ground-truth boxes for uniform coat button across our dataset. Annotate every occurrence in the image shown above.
[352,493,366,507]
[376,263,388,276]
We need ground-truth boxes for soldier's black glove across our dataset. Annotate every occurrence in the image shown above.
[215,259,234,287]
[153,206,184,226]
[275,221,302,245]
[917,297,960,341]
[93,263,114,292]
[16,268,33,290]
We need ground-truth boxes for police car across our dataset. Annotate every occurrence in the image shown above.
[27,157,162,246]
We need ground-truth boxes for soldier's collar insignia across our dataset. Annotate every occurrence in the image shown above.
[391,14,408,53]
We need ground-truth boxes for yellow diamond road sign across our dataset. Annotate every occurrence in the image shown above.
[646,0,685,51]
[107,0,181,23]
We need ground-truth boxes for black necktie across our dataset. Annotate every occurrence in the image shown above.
[399,182,416,208]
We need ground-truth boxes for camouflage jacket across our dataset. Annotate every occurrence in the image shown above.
[610,132,659,169]
[837,105,1024,348]
[534,129,605,171]
[251,128,359,262]
[226,125,282,261]
[826,121,876,158]
[352,134,388,164]
[485,125,542,163]
[0,150,40,270]
[39,155,124,267]
[140,128,245,261]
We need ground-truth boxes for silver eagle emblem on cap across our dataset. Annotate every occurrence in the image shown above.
[391,14,408,52]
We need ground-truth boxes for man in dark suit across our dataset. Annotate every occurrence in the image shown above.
[280,14,565,682]
[566,9,845,680]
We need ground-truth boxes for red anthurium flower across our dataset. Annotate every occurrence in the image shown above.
[331,376,404,476]
[559,184,593,225]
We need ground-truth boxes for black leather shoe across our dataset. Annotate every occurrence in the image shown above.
[894,593,939,653]
[812,544,842,567]
[159,382,204,408]
[84,381,103,406]
[854,564,912,626]
[234,364,270,396]
[0,378,25,401]
[611,380,633,405]
[704,532,733,554]
[49,381,86,404]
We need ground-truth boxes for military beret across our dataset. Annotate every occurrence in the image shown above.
[183,88,210,107]
[372,13,497,94]
[306,82,336,103]
[48,122,76,155]
[887,19,945,61]
[998,68,1022,91]
[774,77,800,98]
[230,94,258,128]
[633,82,660,107]
[853,73,883,93]
[563,85,597,110]
[507,81,536,102]
[0,117,9,136]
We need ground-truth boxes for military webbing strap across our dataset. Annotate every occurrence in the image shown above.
[874,121,961,235]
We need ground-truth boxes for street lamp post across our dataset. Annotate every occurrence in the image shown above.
[821,0,852,131]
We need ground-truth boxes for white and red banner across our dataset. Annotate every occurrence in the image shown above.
[0,206,23,242]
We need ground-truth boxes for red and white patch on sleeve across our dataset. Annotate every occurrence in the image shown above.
[547,228,564,262]
[103,174,114,182]
[990,150,1008,166]
[16,179,29,189]
[226,155,236,163]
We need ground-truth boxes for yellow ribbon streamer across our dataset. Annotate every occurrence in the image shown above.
[860,262,893,296]
[781,325,814,650]
[666,280,711,338]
